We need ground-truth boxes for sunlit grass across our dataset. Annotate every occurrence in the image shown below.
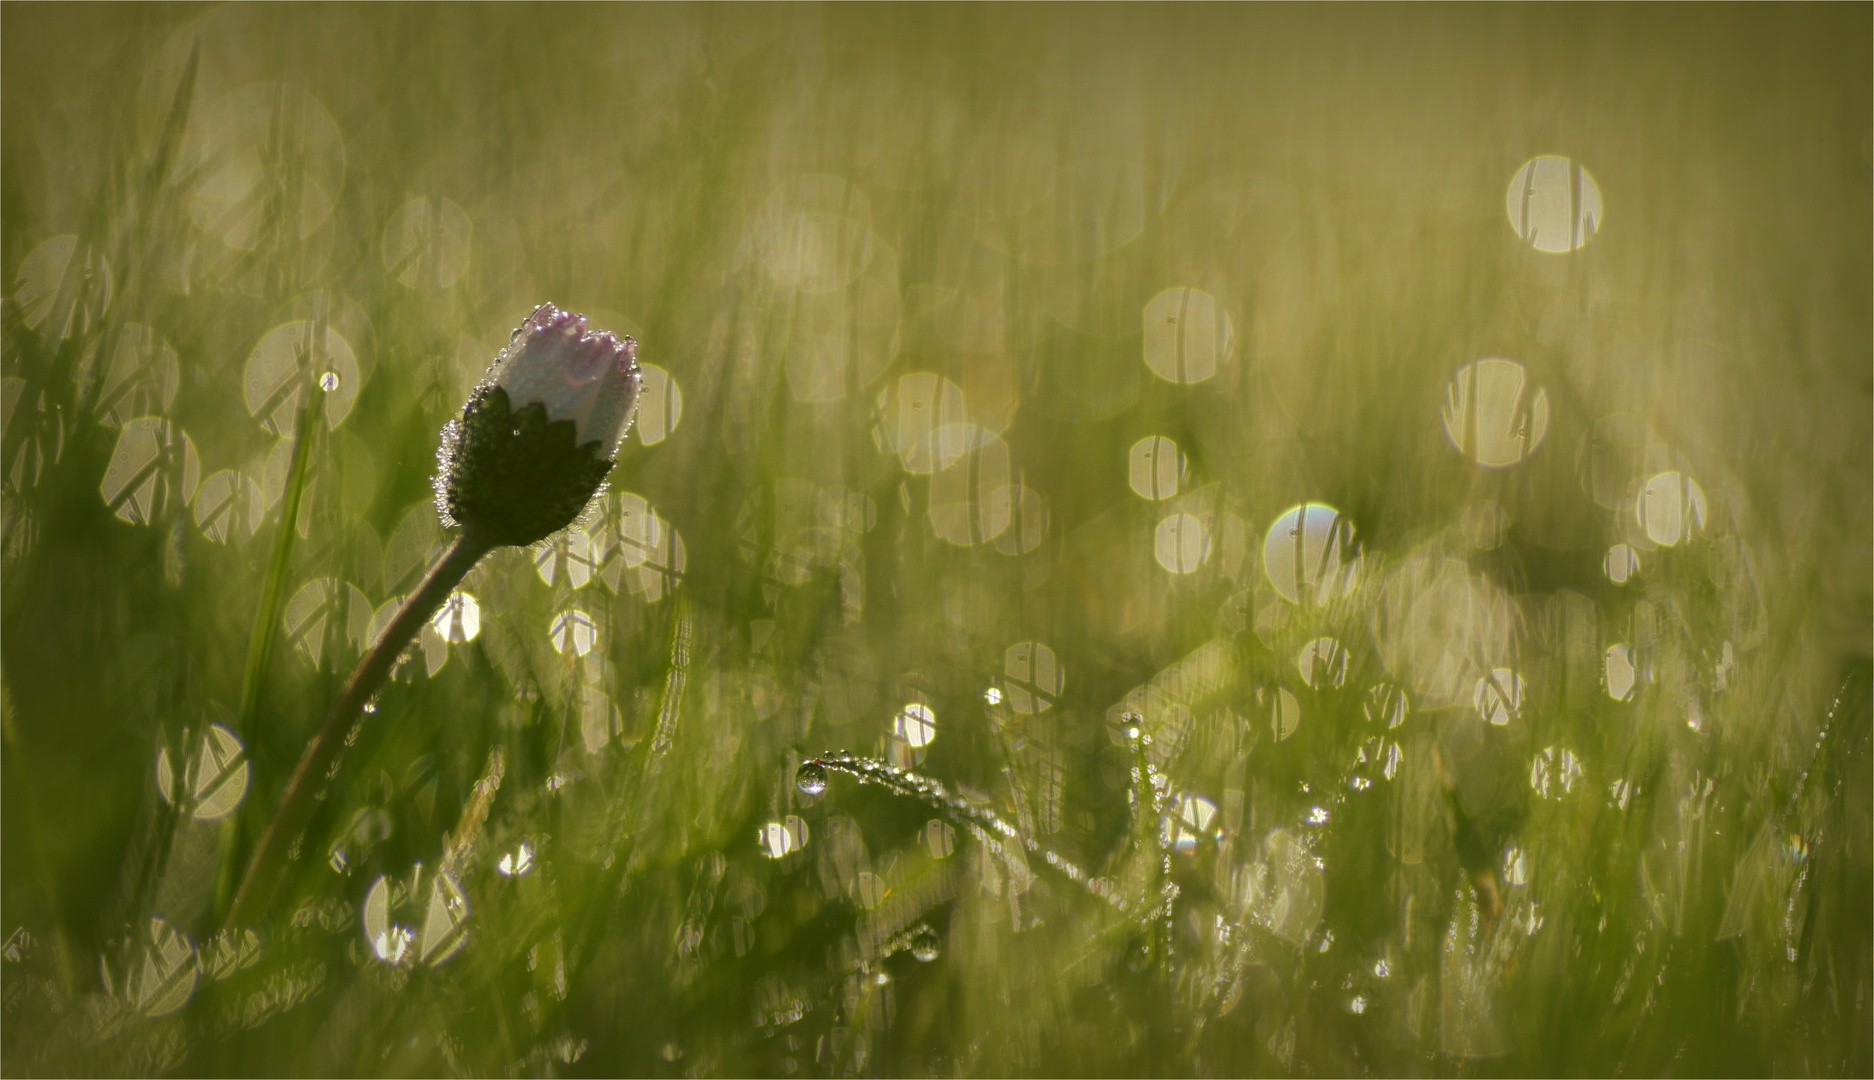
[1,4,1869,1076]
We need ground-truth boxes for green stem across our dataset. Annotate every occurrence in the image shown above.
[212,379,318,924]
[225,531,492,929]
[236,400,316,740]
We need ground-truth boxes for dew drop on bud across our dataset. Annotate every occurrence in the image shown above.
[908,925,941,963]
[795,762,828,797]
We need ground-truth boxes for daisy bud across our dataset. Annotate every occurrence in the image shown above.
[434,304,641,548]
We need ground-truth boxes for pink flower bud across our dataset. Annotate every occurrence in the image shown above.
[434,305,643,548]
[490,304,641,456]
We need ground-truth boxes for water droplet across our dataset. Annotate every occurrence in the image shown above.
[123,917,198,1016]
[892,702,938,746]
[1441,359,1550,467]
[1263,504,1353,604]
[1162,792,1221,853]
[1505,847,1529,886]
[1530,746,1583,799]
[1296,636,1348,688]
[548,608,597,657]
[245,322,358,433]
[3,928,36,964]
[1604,644,1638,702]
[1264,686,1303,742]
[923,819,956,858]
[1608,778,1634,809]
[909,925,941,962]
[497,841,535,877]
[1143,288,1232,384]
[795,761,828,797]
[1128,435,1185,499]
[1154,512,1211,574]
[101,417,199,526]
[1365,684,1408,728]
[1003,643,1063,713]
[1605,543,1640,584]
[155,724,251,821]
[1506,155,1603,253]
[758,817,809,858]
[853,871,888,909]
[432,591,481,642]
[1636,471,1707,547]
[1473,668,1524,725]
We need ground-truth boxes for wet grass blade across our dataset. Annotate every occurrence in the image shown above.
[211,384,318,924]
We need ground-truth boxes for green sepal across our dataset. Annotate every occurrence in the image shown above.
[438,385,613,548]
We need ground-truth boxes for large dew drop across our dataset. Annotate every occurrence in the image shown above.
[795,761,828,797]
[908,924,941,963]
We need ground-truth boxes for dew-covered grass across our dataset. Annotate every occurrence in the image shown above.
[1,5,1869,1076]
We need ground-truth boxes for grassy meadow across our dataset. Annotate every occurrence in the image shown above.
[1,4,1869,1076]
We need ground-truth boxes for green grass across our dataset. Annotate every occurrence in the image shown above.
[2,4,1869,1076]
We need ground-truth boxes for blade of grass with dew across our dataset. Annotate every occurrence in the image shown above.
[212,382,318,925]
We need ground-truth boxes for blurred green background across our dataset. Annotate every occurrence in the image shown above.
[2,3,1869,1076]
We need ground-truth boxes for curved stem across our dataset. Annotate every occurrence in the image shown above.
[226,531,492,929]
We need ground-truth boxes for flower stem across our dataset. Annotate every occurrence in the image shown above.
[226,531,492,929]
